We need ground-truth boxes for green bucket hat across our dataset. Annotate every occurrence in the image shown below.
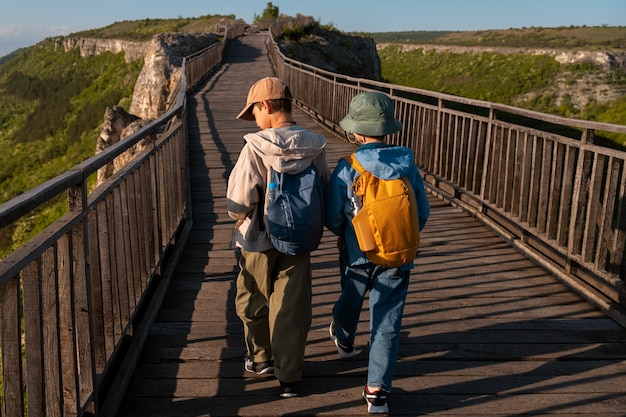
[339,91,402,136]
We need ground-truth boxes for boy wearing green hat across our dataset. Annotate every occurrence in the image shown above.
[324,91,430,414]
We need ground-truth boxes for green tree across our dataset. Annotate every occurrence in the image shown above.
[254,2,280,23]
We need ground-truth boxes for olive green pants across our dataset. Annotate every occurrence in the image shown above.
[235,248,312,383]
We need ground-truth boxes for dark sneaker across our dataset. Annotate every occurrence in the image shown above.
[244,358,274,375]
[362,387,389,414]
[279,380,300,398]
[329,321,357,358]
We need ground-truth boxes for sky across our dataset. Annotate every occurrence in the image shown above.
[1,0,624,58]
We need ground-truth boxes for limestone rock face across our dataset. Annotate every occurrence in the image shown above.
[377,43,626,72]
[59,32,219,122]
[58,37,148,62]
[86,32,219,184]
[129,46,178,120]
[129,32,219,120]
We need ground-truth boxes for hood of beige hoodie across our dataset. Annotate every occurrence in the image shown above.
[229,126,328,252]
[243,126,327,175]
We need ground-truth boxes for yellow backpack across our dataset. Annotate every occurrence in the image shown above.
[344,154,420,267]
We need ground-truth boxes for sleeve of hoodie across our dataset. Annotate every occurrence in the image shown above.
[409,165,430,230]
[324,158,351,236]
[226,145,262,220]
[312,152,331,186]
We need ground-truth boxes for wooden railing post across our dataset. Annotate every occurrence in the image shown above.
[479,107,495,208]
[68,180,98,415]
[433,98,443,175]
[567,128,594,267]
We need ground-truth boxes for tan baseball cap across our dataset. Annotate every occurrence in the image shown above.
[236,77,293,121]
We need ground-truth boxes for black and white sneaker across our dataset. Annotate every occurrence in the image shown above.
[362,386,389,414]
[244,358,274,375]
[329,321,357,358]
[279,380,300,398]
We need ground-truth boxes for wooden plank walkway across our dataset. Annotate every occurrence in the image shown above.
[115,32,626,417]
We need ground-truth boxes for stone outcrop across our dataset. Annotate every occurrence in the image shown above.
[85,32,220,184]
[95,106,148,185]
[59,32,220,122]
[57,37,148,62]
[277,25,381,81]
[129,32,219,120]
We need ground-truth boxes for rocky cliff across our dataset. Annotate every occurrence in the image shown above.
[61,32,220,184]
[278,25,381,81]
[128,32,220,120]
[96,106,147,185]
[57,37,148,62]
[59,32,220,120]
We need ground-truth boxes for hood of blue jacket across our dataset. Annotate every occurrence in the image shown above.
[354,143,415,180]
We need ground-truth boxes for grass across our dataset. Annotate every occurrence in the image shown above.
[73,14,243,41]
[370,26,626,49]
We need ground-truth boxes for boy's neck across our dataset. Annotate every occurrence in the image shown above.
[361,137,384,144]
[273,120,296,128]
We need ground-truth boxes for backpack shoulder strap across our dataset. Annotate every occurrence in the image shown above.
[343,153,365,174]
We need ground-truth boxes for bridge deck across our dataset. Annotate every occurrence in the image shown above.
[116,32,626,417]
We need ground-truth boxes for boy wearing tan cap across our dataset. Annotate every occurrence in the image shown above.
[227,77,330,397]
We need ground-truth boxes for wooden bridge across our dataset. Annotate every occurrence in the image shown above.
[1,23,626,417]
[112,30,626,417]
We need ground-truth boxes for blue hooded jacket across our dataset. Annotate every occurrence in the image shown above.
[324,142,430,269]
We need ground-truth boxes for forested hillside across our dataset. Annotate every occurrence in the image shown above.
[0,15,239,257]
[0,14,240,204]
[0,45,142,202]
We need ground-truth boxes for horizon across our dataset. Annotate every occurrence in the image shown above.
[1,0,624,58]
[2,23,625,60]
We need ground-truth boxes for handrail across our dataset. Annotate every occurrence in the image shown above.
[267,23,626,326]
[0,23,245,417]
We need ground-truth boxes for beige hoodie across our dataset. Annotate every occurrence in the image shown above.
[226,126,330,252]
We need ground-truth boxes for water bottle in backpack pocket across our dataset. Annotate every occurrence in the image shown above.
[349,195,377,252]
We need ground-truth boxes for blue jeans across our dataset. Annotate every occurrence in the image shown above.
[332,252,410,392]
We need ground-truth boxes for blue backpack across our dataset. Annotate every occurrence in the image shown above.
[266,164,324,255]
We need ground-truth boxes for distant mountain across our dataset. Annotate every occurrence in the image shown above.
[0,48,27,65]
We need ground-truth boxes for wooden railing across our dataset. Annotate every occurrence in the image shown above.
[268,24,626,327]
[0,23,244,417]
